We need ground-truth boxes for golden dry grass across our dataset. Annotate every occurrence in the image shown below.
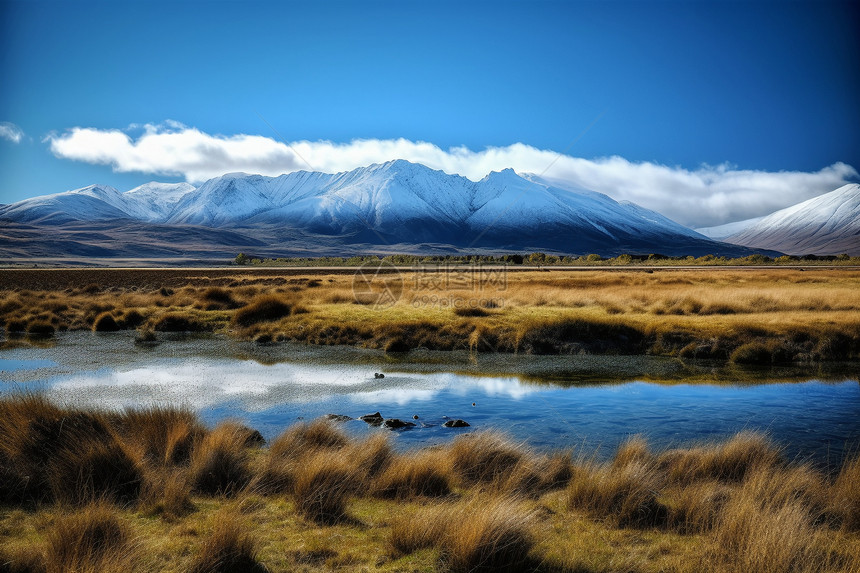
[1,268,859,361]
[1,396,860,572]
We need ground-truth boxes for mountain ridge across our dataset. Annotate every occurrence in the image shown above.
[721,183,860,255]
[0,160,784,259]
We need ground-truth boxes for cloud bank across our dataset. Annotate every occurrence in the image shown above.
[0,122,24,144]
[47,122,857,228]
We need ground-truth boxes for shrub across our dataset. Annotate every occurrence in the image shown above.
[189,517,267,573]
[232,296,294,327]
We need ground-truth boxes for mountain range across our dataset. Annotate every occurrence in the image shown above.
[697,184,859,255]
[1,160,854,261]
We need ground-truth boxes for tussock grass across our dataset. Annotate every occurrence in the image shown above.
[3,268,860,361]
[0,395,143,505]
[152,312,209,332]
[830,454,860,530]
[109,405,205,467]
[1,395,858,572]
[269,418,348,460]
[140,469,194,519]
[43,504,136,573]
[92,311,121,332]
[373,450,451,499]
[567,459,668,528]
[189,516,268,573]
[25,320,55,338]
[196,287,239,311]
[291,450,358,524]
[390,495,537,573]
[190,421,253,496]
[232,295,295,327]
[658,430,783,484]
[448,432,527,486]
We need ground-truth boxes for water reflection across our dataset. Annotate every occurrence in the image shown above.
[1,332,858,466]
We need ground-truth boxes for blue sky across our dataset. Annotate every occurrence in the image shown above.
[1,0,858,227]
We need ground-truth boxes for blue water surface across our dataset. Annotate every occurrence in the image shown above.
[1,332,857,466]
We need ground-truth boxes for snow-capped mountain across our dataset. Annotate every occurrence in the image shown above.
[695,216,765,240]
[0,181,195,225]
[0,160,777,258]
[722,184,860,255]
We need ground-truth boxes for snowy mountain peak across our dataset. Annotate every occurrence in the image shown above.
[724,183,860,255]
[0,161,784,257]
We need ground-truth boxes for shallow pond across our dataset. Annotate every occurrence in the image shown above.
[1,332,858,467]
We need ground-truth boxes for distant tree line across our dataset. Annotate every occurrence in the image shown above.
[234,252,857,267]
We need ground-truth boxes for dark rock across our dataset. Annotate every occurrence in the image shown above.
[412,414,419,419]
[383,418,417,429]
[359,411,384,425]
[323,414,353,422]
[374,372,385,379]
[442,419,470,428]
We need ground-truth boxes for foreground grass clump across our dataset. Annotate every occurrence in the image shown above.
[43,504,136,573]
[390,496,537,572]
[0,395,143,505]
[189,516,268,573]
[0,395,859,573]
[190,421,255,496]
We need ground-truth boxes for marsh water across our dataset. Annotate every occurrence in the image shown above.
[1,332,858,467]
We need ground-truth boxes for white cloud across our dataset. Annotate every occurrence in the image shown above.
[0,122,24,144]
[46,122,858,227]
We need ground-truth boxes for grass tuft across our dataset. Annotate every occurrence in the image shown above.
[268,419,348,460]
[44,504,135,573]
[92,312,121,332]
[391,496,536,573]
[189,516,268,573]
[190,421,253,497]
[448,432,526,487]
[152,312,209,332]
[0,395,142,505]
[373,451,451,499]
[567,459,668,528]
[658,431,783,485]
[291,450,358,524]
[232,295,294,327]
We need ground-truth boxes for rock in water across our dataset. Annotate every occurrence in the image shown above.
[359,411,384,425]
[383,418,416,429]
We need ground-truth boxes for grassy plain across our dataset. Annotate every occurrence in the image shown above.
[1,267,859,362]
[0,396,858,573]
